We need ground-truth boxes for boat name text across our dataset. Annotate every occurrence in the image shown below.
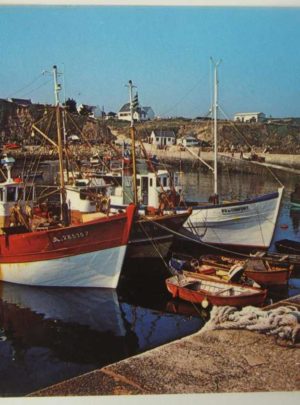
[221,206,249,215]
[52,231,89,243]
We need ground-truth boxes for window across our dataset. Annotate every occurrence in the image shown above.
[7,187,16,202]
[156,137,159,142]
[17,187,24,201]
[168,138,171,142]
[163,177,167,187]
[0,188,3,201]
[150,179,153,187]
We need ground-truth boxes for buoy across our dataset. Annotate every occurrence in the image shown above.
[280,224,289,229]
[201,298,209,309]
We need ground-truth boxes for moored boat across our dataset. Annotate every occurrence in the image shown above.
[199,254,293,286]
[0,66,136,288]
[173,61,283,252]
[275,238,300,255]
[165,274,267,308]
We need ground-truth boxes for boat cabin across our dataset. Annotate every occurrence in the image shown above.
[107,170,182,210]
[0,156,35,232]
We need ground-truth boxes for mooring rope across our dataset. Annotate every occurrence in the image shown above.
[201,305,300,344]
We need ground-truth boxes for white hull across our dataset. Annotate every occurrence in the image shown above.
[182,187,284,249]
[0,245,127,288]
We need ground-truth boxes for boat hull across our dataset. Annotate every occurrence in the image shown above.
[177,188,283,251]
[0,245,127,288]
[128,212,190,259]
[244,268,291,286]
[0,205,135,287]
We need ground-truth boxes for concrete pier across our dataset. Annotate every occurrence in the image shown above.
[29,295,300,397]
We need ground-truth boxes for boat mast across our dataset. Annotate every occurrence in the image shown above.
[127,80,138,205]
[211,58,221,201]
[53,65,69,225]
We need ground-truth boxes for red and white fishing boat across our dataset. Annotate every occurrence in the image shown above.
[0,66,135,288]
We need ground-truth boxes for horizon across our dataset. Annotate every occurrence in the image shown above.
[0,6,300,118]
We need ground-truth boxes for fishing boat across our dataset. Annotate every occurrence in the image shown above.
[165,273,267,308]
[172,61,283,252]
[63,80,191,259]
[275,238,300,255]
[0,66,136,288]
[199,254,293,286]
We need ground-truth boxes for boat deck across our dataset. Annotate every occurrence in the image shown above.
[29,294,300,397]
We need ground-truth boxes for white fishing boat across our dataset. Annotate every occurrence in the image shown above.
[174,60,284,251]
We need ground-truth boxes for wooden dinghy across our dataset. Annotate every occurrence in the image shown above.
[165,274,267,308]
[250,249,300,270]
[200,254,293,287]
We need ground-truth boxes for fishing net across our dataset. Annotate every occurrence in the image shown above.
[202,305,300,343]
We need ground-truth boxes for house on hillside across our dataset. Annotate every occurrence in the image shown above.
[118,103,155,122]
[150,130,176,147]
[234,112,266,123]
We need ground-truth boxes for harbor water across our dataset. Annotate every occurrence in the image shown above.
[0,167,300,396]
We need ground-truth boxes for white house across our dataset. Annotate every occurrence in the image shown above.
[177,135,199,147]
[150,130,176,147]
[118,103,155,122]
[234,112,266,123]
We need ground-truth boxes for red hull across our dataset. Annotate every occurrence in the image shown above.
[166,277,267,308]
[0,205,135,264]
[245,268,292,286]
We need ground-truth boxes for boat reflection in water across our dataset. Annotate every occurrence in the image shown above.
[0,282,203,396]
[0,283,135,396]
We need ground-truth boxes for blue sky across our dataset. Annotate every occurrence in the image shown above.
[0,6,300,118]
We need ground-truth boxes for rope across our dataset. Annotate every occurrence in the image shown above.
[147,218,258,259]
[138,220,169,271]
[201,305,300,344]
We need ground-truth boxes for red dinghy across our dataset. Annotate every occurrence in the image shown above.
[166,274,267,308]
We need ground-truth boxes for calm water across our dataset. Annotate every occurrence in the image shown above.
[0,167,300,396]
